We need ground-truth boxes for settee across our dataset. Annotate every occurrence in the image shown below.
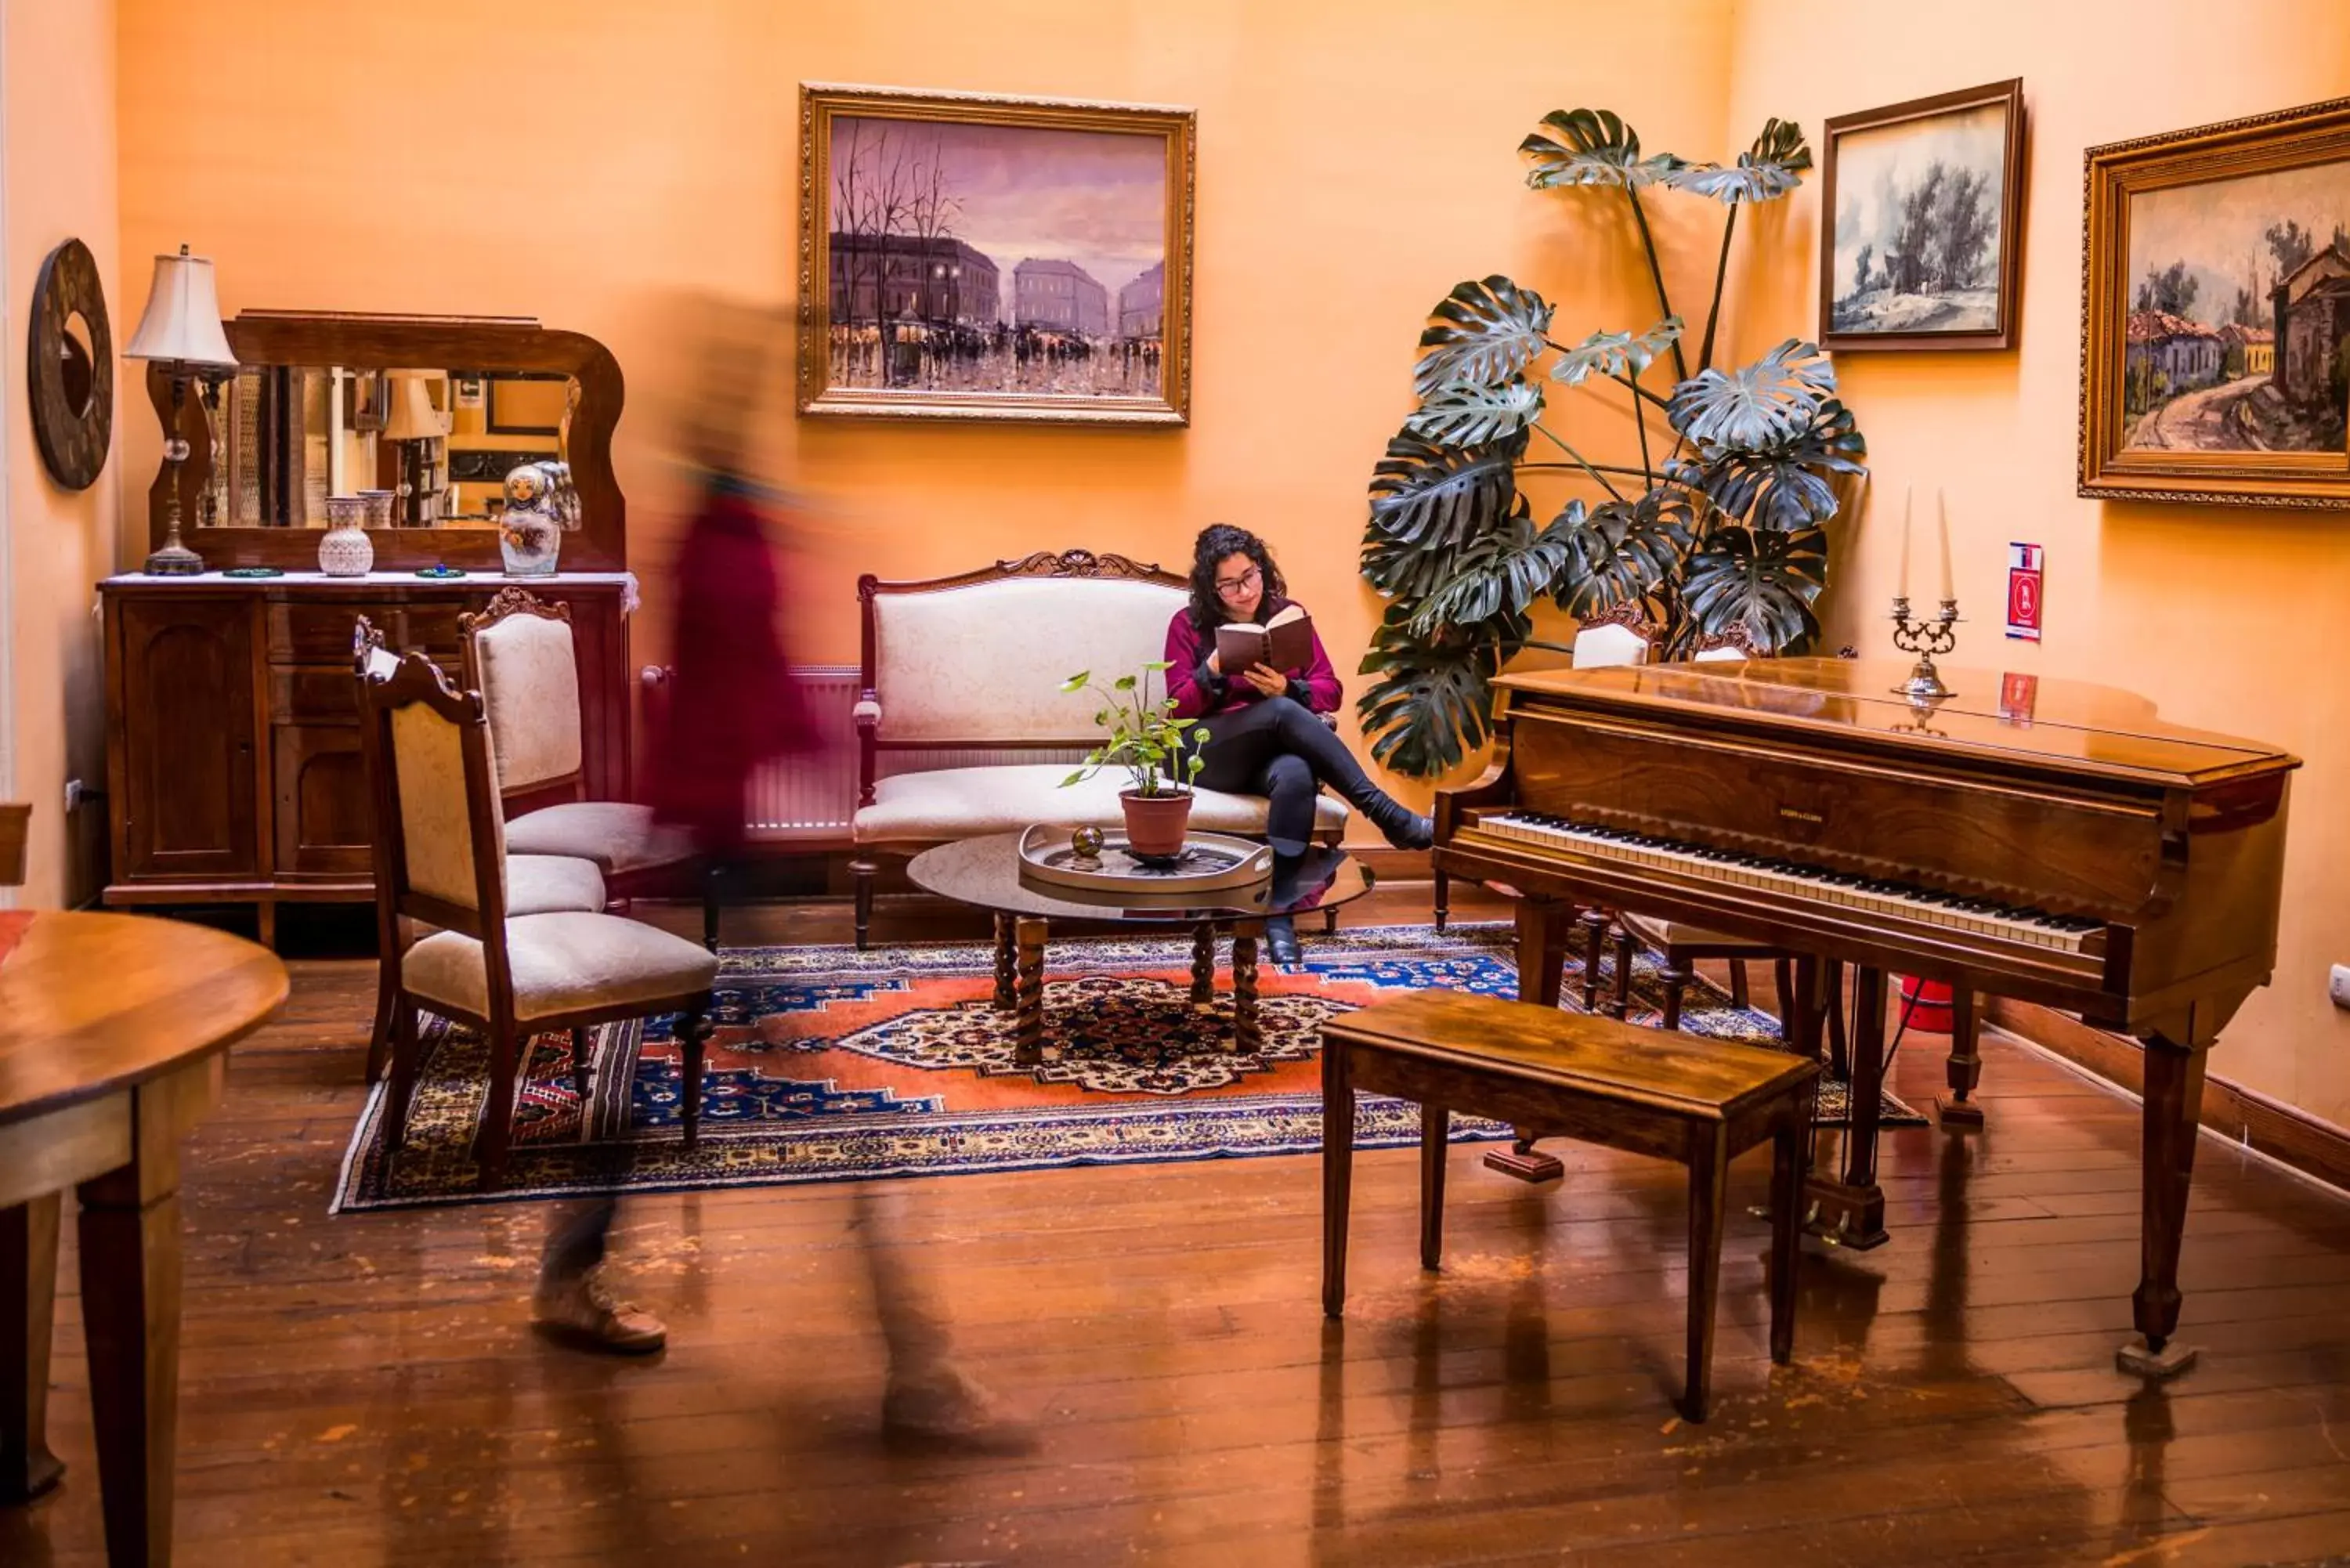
[848,548,1350,948]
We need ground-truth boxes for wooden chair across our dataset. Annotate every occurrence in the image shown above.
[359,647,718,1184]
[354,616,609,1083]
[459,587,719,950]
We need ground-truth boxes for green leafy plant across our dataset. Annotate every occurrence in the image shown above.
[1058,663,1208,798]
[1358,111,1868,778]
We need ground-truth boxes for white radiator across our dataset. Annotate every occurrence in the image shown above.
[743,667,1084,842]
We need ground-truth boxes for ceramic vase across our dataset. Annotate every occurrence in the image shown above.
[317,496,374,577]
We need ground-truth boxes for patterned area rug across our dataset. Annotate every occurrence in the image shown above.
[331,923,1922,1211]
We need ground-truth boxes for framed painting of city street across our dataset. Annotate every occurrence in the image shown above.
[2081,95,2350,507]
[1819,79,2026,352]
[797,84,1195,425]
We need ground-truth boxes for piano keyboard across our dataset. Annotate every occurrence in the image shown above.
[1468,811,2108,956]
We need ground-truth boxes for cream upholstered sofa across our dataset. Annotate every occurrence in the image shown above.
[849,548,1349,947]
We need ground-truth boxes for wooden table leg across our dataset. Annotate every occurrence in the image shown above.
[1191,923,1216,1008]
[1806,964,1889,1249]
[1231,919,1263,1056]
[2120,1017,2215,1379]
[1768,1105,1806,1366]
[992,912,1017,1011]
[1489,899,1570,1183]
[1321,1036,1354,1317]
[1014,916,1047,1065]
[1937,988,1987,1129]
[77,1110,185,1568]
[1684,1124,1729,1422]
[1420,1106,1448,1272]
[0,1194,63,1503]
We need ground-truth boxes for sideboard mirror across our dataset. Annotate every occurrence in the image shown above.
[144,312,625,572]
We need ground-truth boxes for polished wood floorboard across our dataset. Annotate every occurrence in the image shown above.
[8,887,2350,1566]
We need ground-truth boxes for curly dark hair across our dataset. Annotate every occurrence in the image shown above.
[1186,523,1288,634]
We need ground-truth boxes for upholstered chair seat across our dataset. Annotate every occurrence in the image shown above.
[507,854,609,916]
[504,801,696,876]
[853,761,1350,849]
[405,911,719,1024]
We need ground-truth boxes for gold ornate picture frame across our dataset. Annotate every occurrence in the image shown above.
[2080,95,2350,508]
[797,83,1195,427]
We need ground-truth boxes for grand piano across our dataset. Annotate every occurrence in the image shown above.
[1434,656,2298,1375]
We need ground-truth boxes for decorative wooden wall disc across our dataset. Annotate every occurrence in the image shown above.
[29,237,114,491]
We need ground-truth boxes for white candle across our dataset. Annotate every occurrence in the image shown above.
[1936,489,1954,602]
[1897,486,1912,602]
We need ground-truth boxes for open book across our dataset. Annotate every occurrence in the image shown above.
[1216,603,1314,674]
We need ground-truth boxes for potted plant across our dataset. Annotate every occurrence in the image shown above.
[1059,661,1208,858]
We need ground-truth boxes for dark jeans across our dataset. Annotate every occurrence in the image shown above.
[1189,695,1386,855]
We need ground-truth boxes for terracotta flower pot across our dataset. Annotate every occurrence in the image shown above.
[1120,789,1193,858]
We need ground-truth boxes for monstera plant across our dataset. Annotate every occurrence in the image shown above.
[1357,110,1868,777]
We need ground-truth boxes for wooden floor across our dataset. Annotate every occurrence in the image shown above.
[10,885,2350,1566]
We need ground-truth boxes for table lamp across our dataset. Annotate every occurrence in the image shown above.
[382,370,446,526]
[124,246,238,574]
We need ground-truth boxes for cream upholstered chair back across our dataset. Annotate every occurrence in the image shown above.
[864,555,1188,744]
[1571,615,1658,670]
[461,588,583,796]
[361,649,510,927]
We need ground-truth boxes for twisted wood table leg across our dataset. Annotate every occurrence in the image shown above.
[1191,923,1217,1008]
[1014,916,1048,1064]
[993,912,1017,1010]
[1231,919,1263,1056]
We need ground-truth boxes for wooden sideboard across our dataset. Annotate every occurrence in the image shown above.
[100,572,635,945]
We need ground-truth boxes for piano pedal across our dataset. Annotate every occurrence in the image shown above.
[2117,1338,2199,1380]
[1935,1095,1987,1129]
[1802,1176,1889,1251]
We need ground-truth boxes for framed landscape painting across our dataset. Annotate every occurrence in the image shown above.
[1820,79,2026,352]
[797,83,1195,426]
[2081,96,2350,507]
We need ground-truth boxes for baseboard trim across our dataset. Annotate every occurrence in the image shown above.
[1985,996,2350,1197]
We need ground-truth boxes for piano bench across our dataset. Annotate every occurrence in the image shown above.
[1319,991,1820,1422]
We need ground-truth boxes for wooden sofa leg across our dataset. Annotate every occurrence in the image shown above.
[851,858,876,950]
[1434,869,1449,934]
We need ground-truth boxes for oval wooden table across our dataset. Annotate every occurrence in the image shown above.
[0,912,287,1566]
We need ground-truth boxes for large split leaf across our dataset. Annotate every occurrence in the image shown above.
[1413,277,1555,396]
[1406,378,1545,446]
[1520,109,1687,191]
[1551,490,1698,620]
[1549,318,1683,388]
[1665,339,1838,449]
[1405,499,1576,637]
[1358,515,1452,602]
[1681,524,1828,651]
[1667,118,1813,205]
[1672,399,1867,531]
[1354,603,1521,779]
[1366,428,1522,551]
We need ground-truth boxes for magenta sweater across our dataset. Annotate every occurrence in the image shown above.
[1162,602,1343,721]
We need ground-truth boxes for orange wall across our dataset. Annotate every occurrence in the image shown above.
[1723,0,2350,1123]
[116,0,1740,814]
[6,0,120,909]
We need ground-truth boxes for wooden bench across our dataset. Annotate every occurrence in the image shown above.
[1319,991,1820,1421]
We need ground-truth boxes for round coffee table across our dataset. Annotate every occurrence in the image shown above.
[906,833,1369,1062]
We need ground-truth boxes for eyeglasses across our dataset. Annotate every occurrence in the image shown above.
[1214,565,1262,598]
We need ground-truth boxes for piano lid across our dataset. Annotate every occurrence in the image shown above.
[1495,658,2298,788]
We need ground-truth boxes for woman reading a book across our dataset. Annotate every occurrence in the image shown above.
[1165,524,1434,963]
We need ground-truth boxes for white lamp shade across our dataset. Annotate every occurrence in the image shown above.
[123,248,238,370]
[381,372,447,441]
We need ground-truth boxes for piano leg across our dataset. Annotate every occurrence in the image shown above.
[1936,988,1987,1129]
[2120,1022,2214,1379]
[1433,869,1449,934]
[1485,899,1569,1183]
[1578,911,1611,1013]
[1806,964,1889,1250]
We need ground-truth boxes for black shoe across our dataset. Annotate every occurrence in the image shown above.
[1354,789,1435,851]
[1265,915,1303,966]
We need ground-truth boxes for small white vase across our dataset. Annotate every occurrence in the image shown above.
[318,496,374,577]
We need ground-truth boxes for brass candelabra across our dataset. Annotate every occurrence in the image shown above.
[1889,595,1960,702]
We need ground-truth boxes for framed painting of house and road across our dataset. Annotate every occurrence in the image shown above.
[2081,95,2350,508]
[797,84,1195,427]
[1820,79,2026,353]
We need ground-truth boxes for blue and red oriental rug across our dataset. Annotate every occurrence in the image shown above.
[331,923,1917,1212]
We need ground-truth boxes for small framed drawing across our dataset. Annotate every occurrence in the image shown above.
[1819,78,2026,352]
[797,82,1195,426]
[2080,95,2350,508]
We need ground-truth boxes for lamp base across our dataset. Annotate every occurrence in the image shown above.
[141,541,207,576]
